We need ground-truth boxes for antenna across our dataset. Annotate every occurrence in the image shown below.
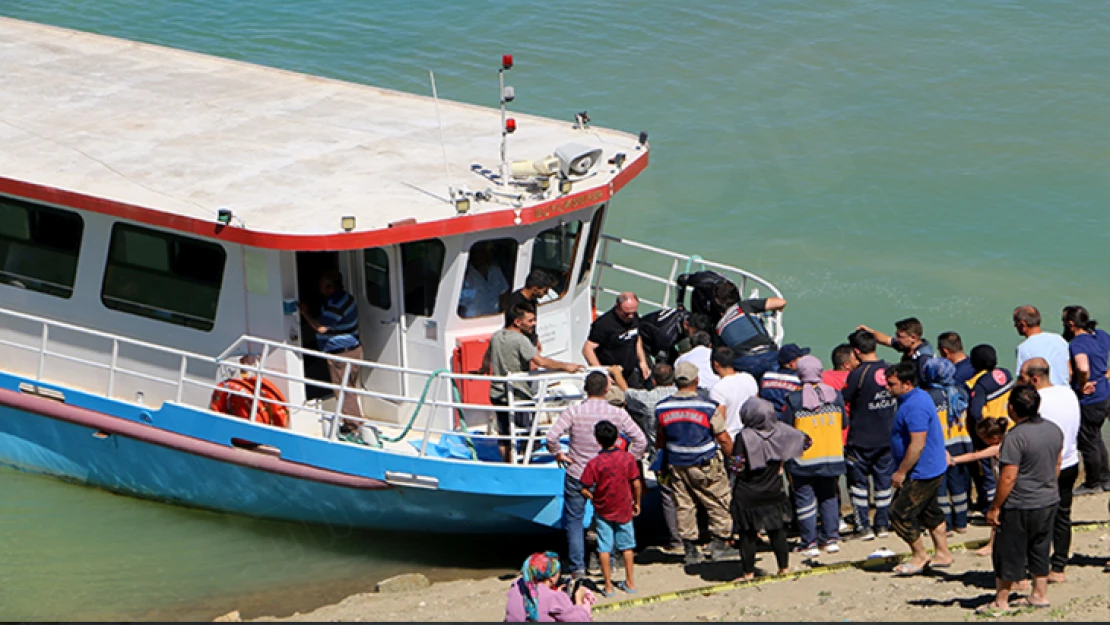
[429,70,454,200]
[498,54,515,187]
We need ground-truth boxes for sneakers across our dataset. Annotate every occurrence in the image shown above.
[824,540,840,554]
[683,540,704,567]
[658,542,685,555]
[794,543,820,558]
[875,526,890,538]
[856,528,876,542]
[1073,484,1103,496]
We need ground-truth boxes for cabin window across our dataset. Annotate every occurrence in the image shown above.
[400,239,445,317]
[363,248,391,309]
[0,197,83,299]
[530,221,582,302]
[101,223,226,331]
[577,205,606,286]
[458,239,517,319]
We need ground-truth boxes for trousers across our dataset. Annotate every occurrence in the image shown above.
[1077,398,1110,488]
[793,474,841,546]
[562,475,588,573]
[1052,464,1079,572]
[738,527,789,575]
[937,463,971,531]
[845,445,894,530]
[670,455,733,541]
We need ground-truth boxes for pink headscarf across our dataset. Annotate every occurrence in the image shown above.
[796,355,838,410]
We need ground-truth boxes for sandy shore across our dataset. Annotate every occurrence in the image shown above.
[250,492,1109,622]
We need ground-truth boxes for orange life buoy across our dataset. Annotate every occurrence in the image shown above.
[209,377,290,428]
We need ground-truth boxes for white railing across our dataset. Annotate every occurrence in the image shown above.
[591,234,786,345]
[0,305,592,466]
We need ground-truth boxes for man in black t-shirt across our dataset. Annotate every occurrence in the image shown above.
[583,292,650,388]
[501,269,556,346]
[841,329,898,540]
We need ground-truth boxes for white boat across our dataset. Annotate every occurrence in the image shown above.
[0,17,784,533]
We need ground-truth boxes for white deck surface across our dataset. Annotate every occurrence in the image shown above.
[0,18,645,238]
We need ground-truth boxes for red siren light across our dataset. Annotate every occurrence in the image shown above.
[502,54,513,70]
[505,118,517,133]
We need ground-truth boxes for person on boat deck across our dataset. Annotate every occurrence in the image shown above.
[297,269,363,428]
[459,242,510,318]
[547,372,647,579]
[857,317,935,386]
[674,331,719,391]
[712,281,786,384]
[583,292,650,389]
[758,343,807,413]
[502,269,557,346]
[937,331,976,386]
[504,551,594,622]
[488,302,584,463]
[782,355,847,556]
[655,361,733,566]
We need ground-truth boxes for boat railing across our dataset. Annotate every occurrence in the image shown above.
[215,334,601,466]
[591,234,786,345]
[0,304,593,467]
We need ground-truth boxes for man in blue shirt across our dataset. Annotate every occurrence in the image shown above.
[298,269,363,426]
[885,362,953,575]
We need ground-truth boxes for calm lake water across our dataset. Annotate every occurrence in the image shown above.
[1,0,1107,620]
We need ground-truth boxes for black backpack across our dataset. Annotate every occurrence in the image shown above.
[639,307,690,365]
[676,270,731,326]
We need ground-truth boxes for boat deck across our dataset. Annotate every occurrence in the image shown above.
[0,17,645,241]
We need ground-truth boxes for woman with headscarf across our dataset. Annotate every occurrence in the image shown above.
[921,357,973,534]
[504,551,593,622]
[729,396,808,579]
[783,355,848,557]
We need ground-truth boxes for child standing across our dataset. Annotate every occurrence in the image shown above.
[580,420,641,597]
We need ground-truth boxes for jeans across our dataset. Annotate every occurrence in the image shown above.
[793,474,841,546]
[937,463,971,531]
[845,445,894,530]
[971,455,997,510]
[1077,398,1110,488]
[733,349,779,384]
[563,475,588,573]
[1051,464,1079,572]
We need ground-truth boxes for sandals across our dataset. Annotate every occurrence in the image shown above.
[925,559,953,570]
[893,562,926,577]
[1010,597,1050,609]
[974,604,1018,617]
[616,581,637,594]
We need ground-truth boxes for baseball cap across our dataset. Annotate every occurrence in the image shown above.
[777,343,811,366]
[674,361,700,385]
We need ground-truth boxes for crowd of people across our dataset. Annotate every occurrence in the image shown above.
[500,279,1110,621]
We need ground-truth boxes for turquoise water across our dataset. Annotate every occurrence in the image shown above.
[1,0,1107,619]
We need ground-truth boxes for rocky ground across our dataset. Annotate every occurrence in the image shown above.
[238,492,1110,622]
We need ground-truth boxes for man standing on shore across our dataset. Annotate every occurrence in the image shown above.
[981,384,1063,614]
[885,362,953,575]
[938,331,975,386]
[547,372,647,579]
[584,292,650,389]
[1013,305,1069,387]
[1019,358,1080,583]
[655,362,734,566]
[858,317,935,385]
[842,329,897,540]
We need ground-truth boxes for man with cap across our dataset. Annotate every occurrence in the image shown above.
[759,343,809,413]
[654,361,734,566]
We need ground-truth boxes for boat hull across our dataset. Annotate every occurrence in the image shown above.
[0,376,566,534]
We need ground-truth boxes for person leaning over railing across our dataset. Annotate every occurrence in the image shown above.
[485,302,583,463]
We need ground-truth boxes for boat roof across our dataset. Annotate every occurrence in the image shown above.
[0,17,648,250]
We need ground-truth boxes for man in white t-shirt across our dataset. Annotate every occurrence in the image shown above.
[1013,305,1070,387]
[1020,357,1080,583]
[675,331,719,390]
[709,346,759,439]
